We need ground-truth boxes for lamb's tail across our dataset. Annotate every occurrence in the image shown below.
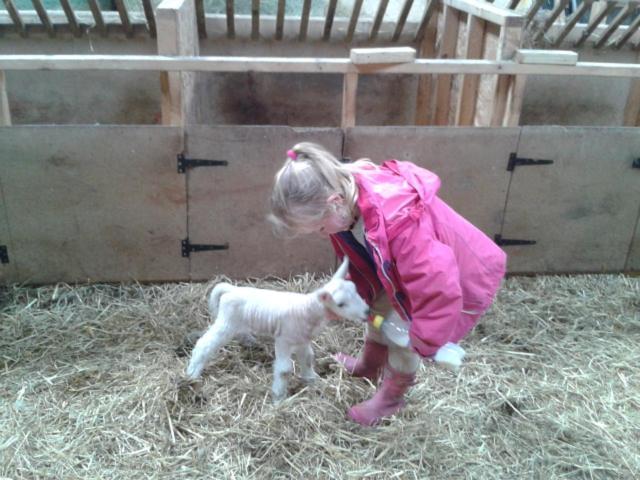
[208,282,234,318]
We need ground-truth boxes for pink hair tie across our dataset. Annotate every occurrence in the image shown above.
[286,149,297,161]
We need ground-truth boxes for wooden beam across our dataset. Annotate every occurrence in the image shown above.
[455,15,486,126]
[156,0,199,127]
[490,25,522,126]
[31,0,55,37]
[87,0,107,37]
[610,14,640,49]
[533,0,570,42]
[414,2,438,125]
[2,55,640,78]
[226,0,235,38]
[195,0,206,39]
[345,0,363,43]
[392,0,414,42]
[114,0,133,38]
[0,71,10,126]
[434,5,460,125]
[443,0,524,27]
[594,4,635,49]
[299,0,312,41]
[3,0,27,37]
[275,0,285,40]
[524,0,546,26]
[551,0,592,47]
[342,73,358,128]
[370,0,390,41]
[141,0,157,38]
[323,0,338,41]
[503,74,526,126]
[623,79,640,126]
[350,47,416,64]
[575,1,616,47]
[415,0,438,44]
[515,49,578,65]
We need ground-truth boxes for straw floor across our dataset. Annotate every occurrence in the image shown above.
[1,274,638,479]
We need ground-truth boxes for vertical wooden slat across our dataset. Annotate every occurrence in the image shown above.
[3,0,27,37]
[323,0,338,41]
[594,4,634,48]
[276,0,285,40]
[575,1,616,47]
[252,0,260,40]
[611,12,640,49]
[87,0,107,37]
[414,0,439,125]
[346,0,364,43]
[59,0,81,37]
[623,79,640,126]
[226,0,235,39]
[533,0,570,42]
[114,0,134,38]
[392,0,414,42]
[455,15,486,126]
[195,0,206,39]
[490,25,521,127]
[370,0,390,41]
[503,74,526,127]
[299,0,311,40]
[434,5,459,125]
[141,0,157,38]
[31,0,55,37]
[342,73,358,128]
[551,0,592,47]
[0,71,11,126]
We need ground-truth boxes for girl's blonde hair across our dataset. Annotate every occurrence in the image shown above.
[269,142,358,236]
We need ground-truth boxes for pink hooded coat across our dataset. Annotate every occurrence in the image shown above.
[330,160,507,358]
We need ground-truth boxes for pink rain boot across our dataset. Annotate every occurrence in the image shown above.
[333,339,388,383]
[347,366,415,426]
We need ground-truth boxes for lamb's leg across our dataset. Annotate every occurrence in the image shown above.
[186,315,236,379]
[295,343,320,383]
[272,338,294,402]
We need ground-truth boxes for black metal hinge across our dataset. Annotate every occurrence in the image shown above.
[177,153,228,173]
[494,234,536,247]
[507,152,554,171]
[0,246,8,264]
[182,238,229,258]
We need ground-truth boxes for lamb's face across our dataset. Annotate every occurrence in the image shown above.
[320,278,370,323]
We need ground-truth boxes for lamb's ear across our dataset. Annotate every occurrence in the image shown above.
[332,257,349,280]
[318,290,333,305]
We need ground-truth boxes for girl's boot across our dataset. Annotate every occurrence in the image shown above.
[347,365,415,426]
[333,339,388,383]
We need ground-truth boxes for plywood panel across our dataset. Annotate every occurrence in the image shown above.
[502,127,640,273]
[344,127,518,239]
[185,126,340,280]
[0,126,187,284]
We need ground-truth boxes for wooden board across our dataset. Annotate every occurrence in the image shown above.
[0,126,187,284]
[350,47,416,65]
[501,127,640,273]
[344,127,518,239]
[185,126,340,280]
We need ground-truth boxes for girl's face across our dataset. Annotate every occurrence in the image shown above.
[297,195,354,237]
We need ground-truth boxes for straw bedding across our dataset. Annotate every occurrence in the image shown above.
[1,274,638,479]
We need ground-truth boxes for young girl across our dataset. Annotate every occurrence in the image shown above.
[269,142,506,426]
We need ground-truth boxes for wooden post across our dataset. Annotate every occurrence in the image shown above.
[341,73,358,128]
[156,0,199,127]
[0,71,11,126]
[490,25,522,126]
[434,5,460,125]
[414,0,438,125]
[455,15,486,126]
[623,79,640,127]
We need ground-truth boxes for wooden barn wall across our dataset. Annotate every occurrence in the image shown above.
[0,125,638,285]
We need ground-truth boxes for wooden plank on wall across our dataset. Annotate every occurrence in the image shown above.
[0,71,10,126]
[32,0,55,37]
[299,0,312,40]
[0,126,188,284]
[4,0,27,37]
[323,0,338,41]
[501,127,640,273]
[393,0,415,42]
[141,0,157,38]
[226,0,235,38]
[456,15,486,126]
[114,0,134,38]
[344,127,519,239]
[490,25,522,126]
[342,72,358,128]
[623,78,640,126]
[434,5,460,125]
[370,0,390,41]
[157,0,199,127]
[185,126,339,279]
[414,0,438,125]
[87,0,107,37]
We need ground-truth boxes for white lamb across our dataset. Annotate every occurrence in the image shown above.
[186,258,369,401]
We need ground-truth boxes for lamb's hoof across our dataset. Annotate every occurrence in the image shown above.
[300,372,321,384]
